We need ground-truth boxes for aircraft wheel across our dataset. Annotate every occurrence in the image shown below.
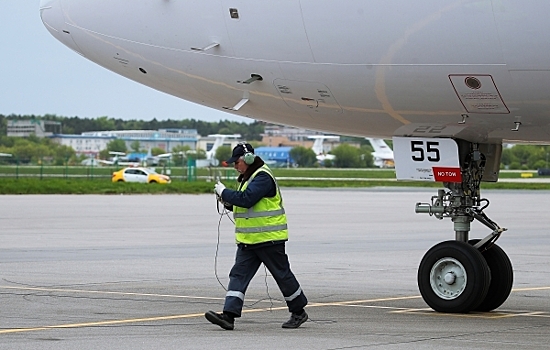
[469,240,513,312]
[418,240,491,313]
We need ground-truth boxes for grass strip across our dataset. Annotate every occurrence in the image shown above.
[1,178,549,195]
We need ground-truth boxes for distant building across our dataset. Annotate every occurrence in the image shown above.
[255,146,294,167]
[51,134,116,156]
[196,135,241,154]
[51,128,199,156]
[261,123,340,151]
[7,119,62,137]
[81,129,198,153]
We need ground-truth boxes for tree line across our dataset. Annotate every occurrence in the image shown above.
[1,114,549,169]
[0,114,264,165]
[0,114,264,140]
[0,134,75,165]
[501,144,550,170]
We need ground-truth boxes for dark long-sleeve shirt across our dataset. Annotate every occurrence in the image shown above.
[221,171,276,208]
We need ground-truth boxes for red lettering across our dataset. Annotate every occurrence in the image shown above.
[433,167,462,183]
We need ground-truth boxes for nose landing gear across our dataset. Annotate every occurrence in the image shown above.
[415,142,513,313]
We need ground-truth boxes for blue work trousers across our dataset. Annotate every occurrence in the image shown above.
[223,243,307,317]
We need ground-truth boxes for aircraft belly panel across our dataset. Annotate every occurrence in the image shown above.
[63,0,233,55]
[274,80,342,115]
[66,27,211,108]
[220,0,314,62]
[505,71,550,140]
[278,61,519,131]
[494,1,550,70]
[300,0,502,66]
[509,71,550,115]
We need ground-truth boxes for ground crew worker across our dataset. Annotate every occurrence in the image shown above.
[205,142,308,330]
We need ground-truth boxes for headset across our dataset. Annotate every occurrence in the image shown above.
[241,142,256,165]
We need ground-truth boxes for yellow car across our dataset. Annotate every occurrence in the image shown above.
[112,167,171,184]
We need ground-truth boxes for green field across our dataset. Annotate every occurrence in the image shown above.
[0,166,549,194]
[0,165,541,179]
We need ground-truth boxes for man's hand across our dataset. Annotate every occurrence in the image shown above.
[214,181,226,198]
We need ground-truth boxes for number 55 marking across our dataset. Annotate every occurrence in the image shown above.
[411,141,441,162]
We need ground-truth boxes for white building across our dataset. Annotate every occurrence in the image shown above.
[52,134,116,156]
[7,119,62,137]
[51,129,199,156]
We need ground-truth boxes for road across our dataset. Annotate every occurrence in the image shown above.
[1,189,549,349]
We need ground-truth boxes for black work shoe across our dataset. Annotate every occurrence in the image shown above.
[282,310,308,329]
[205,311,234,330]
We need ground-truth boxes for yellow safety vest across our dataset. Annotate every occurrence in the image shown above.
[233,165,288,245]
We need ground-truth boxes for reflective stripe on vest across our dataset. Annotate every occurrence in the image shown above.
[233,208,285,219]
[233,165,288,245]
[235,224,288,234]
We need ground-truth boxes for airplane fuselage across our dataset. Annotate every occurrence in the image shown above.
[40,0,550,144]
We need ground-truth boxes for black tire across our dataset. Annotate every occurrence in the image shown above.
[418,240,491,313]
[469,239,513,312]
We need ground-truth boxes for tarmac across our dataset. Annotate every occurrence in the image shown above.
[1,188,549,349]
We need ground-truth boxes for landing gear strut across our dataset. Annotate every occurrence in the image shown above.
[415,141,513,313]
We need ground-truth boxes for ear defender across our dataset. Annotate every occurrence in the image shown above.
[241,143,256,165]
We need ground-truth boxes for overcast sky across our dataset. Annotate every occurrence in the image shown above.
[1,1,251,123]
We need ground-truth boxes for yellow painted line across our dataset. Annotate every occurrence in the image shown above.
[2,285,549,335]
[422,312,512,319]
[0,293,421,335]
[341,305,427,311]
[0,286,225,301]
[308,295,422,308]
[0,286,420,309]
[388,308,550,320]
[389,308,524,319]
[391,307,434,313]
[511,311,546,318]
[470,311,548,320]
[0,313,204,334]
[512,286,550,292]
[3,285,548,300]
[0,307,288,335]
